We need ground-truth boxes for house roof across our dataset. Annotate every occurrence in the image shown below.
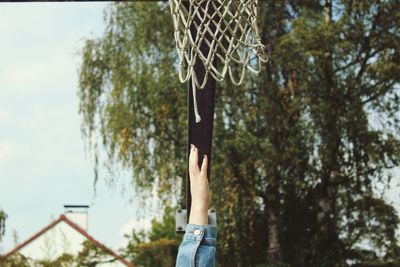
[1,214,136,267]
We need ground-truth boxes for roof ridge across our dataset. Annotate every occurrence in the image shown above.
[1,214,136,267]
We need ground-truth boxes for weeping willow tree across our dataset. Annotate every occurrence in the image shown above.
[78,1,400,266]
[78,3,186,204]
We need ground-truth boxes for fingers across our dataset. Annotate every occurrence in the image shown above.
[200,155,208,176]
[189,144,208,179]
[189,144,199,176]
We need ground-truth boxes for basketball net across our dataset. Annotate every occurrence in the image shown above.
[169,0,267,122]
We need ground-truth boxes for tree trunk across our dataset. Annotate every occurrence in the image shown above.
[314,0,343,264]
[267,193,282,261]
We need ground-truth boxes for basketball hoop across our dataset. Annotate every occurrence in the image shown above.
[169,0,267,122]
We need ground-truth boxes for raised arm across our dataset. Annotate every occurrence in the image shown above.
[175,144,217,267]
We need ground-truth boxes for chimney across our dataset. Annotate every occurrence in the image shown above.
[63,205,89,231]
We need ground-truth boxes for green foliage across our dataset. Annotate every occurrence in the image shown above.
[0,253,31,267]
[75,240,119,266]
[130,238,179,267]
[125,207,180,267]
[35,253,75,267]
[0,240,121,267]
[268,1,400,265]
[148,207,181,243]
[78,1,400,266]
[0,209,6,242]
[78,2,185,204]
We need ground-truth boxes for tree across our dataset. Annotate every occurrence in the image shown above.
[0,242,119,267]
[75,240,123,266]
[78,2,185,206]
[0,253,31,267]
[78,1,400,266]
[35,253,75,267]
[125,207,180,267]
[271,1,400,265]
[0,209,6,243]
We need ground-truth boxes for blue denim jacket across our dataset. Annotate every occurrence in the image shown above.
[176,224,217,267]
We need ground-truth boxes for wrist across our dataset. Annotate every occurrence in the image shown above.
[190,204,209,214]
[189,206,209,225]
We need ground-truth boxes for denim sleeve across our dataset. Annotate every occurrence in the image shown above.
[175,224,217,267]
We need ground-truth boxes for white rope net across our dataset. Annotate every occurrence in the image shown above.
[169,0,267,122]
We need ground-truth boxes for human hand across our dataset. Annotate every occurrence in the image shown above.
[188,144,211,225]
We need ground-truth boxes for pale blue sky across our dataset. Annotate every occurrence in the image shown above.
[0,2,155,253]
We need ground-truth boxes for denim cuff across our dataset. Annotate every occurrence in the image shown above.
[185,224,217,242]
[176,224,217,266]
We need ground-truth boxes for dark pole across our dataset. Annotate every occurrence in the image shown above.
[185,1,218,221]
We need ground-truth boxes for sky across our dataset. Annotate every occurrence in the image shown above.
[0,2,154,253]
